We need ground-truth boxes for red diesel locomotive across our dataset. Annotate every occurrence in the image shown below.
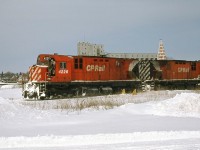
[23,53,200,99]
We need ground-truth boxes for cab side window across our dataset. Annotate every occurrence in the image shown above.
[75,58,78,69]
[60,62,66,69]
[191,62,196,71]
[74,58,83,69]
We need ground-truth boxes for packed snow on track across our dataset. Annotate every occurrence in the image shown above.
[1,85,200,149]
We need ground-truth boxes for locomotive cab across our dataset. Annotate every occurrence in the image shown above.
[35,54,73,82]
[23,54,73,99]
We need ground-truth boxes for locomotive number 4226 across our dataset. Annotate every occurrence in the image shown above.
[59,70,69,74]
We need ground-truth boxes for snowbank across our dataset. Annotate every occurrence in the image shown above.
[0,97,18,119]
[0,95,53,122]
[1,89,200,149]
[120,92,200,118]
[0,87,22,100]
[1,131,200,149]
[0,84,20,89]
[1,89,200,121]
[0,87,24,119]
[155,92,200,117]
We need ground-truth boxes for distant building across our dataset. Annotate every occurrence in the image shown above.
[77,42,105,56]
[77,41,166,61]
[106,53,157,60]
[157,40,167,60]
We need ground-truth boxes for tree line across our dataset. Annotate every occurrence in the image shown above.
[1,71,28,83]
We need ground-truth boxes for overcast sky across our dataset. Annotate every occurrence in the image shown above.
[0,0,200,73]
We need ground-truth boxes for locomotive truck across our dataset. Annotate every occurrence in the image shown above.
[22,53,200,100]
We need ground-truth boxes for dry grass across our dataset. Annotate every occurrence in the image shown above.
[21,90,200,113]
[22,95,126,113]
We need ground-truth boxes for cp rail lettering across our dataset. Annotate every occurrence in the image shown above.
[86,65,105,72]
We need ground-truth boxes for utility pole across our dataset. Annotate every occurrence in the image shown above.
[1,71,3,81]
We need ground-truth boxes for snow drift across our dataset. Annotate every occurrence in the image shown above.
[120,92,200,118]
[1,88,200,149]
[1,131,200,149]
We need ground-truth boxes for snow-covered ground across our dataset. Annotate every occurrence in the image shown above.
[1,85,200,149]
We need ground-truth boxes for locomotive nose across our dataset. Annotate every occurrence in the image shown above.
[29,65,48,82]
